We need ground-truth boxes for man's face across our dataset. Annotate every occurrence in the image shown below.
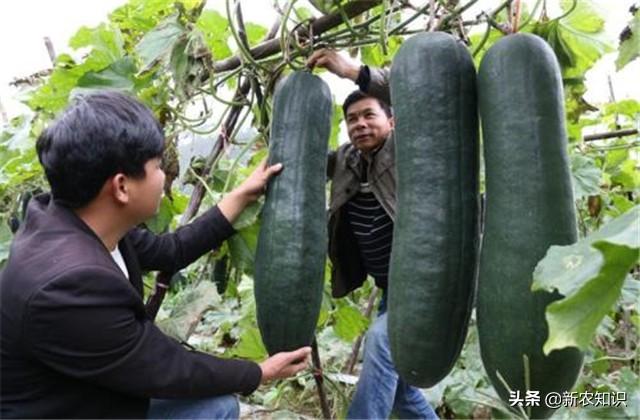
[345,98,394,153]
[126,157,165,222]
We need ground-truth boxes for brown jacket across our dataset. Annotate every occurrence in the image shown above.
[327,131,396,297]
[327,66,394,298]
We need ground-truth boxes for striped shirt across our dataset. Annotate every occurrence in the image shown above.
[345,181,393,290]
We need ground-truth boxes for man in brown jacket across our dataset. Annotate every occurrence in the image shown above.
[308,49,438,419]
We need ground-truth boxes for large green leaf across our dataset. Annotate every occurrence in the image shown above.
[604,144,629,170]
[28,58,82,113]
[294,6,314,21]
[532,206,640,355]
[604,99,640,119]
[109,0,176,35]
[610,159,639,190]
[76,57,138,90]
[557,0,613,80]
[361,36,402,68]
[529,2,610,135]
[245,23,267,46]
[29,24,127,113]
[227,221,259,275]
[135,15,186,71]
[0,148,42,193]
[610,194,635,216]
[232,201,262,231]
[144,192,188,234]
[560,0,603,32]
[169,37,190,92]
[332,304,369,342]
[195,10,232,60]
[169,29,212,99]
[0,115,34,152]
[171,191,189,214]
[230,325,268,360]
[616,7,640,70]
[70,24,125,63]
[534,0,612,123]
[145,196,176,233]
[570,154,602,200]
[156,281,220,342]
[533,205,639,301]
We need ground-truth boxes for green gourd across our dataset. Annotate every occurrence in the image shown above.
[477,33,583,419]
[254,71,332,354]
[388,32,480,387]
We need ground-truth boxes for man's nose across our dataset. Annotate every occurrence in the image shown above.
[354,116,367,128]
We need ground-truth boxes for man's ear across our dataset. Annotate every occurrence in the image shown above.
[388,116,395,129]
[111,174,130,204]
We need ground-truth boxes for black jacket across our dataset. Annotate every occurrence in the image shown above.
[0,194,262,418]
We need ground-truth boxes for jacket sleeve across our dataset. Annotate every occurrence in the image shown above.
[24,266,262,399]
[356,66,391,105]
[127,205,235,273]
[366,67,391,106]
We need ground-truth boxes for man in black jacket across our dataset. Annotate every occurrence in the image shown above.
[0,91,310,419]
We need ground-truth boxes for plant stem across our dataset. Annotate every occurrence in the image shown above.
[472,21,492,56]
[517,0,544,31]
[588,355,636,364]
[584,128,638,142]
[343,288,379,374]
[435,0,481,31]
[555,0,577,21]
[311,337,332,419]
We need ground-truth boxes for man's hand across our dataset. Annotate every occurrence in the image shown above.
[236,159,283,203]
[218,159,283,224]
[259,346,312,384]
[307,49,360,81]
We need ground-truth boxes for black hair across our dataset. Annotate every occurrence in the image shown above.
[36,90,164,208]
[342,90,392,118]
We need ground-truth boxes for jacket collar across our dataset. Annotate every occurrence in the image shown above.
[345,131,394,176]
[26,193,143,295]
[28,193,106,248]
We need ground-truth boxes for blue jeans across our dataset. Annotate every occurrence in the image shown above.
[148,394,239,419]
[347,295,438,419]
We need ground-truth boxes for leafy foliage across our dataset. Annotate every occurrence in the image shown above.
[156,281,220,342]
[196,10,233,60]
[571,154,602,200]
[533,206,639,354]
[533,0,613,123]
[539,0,612,81]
